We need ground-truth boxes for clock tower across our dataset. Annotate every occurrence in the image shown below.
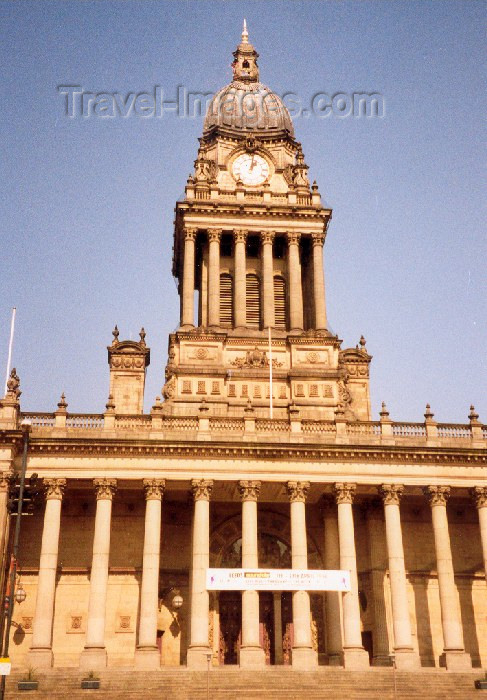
[165,23,372,421]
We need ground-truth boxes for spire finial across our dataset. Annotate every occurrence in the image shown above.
[242,18,248,44]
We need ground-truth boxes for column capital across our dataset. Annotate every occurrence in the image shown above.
[143,478,165,501]
[260,230,275,245]
[470,486,487,509]
[0,472,13,492]
[191,479,213,501]
[311,231,326,247]
[184,227,197,241]
[286,481,309,503]
[423,485,450,507]
[286,231,301,246]
[208,229,222,243]
[333,482,356,505]
[239,480,261,502]
[233,228,248,243]
[43,478,66,500]
[378,484,404,506]
[94,478,117,500]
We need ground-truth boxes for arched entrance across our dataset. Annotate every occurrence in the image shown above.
[210,511,324,665]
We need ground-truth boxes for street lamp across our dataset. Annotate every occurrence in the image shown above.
[14,582,26,605]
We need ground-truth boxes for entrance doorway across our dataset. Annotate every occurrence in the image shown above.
[218,592,241,664]
[218,591,294,666]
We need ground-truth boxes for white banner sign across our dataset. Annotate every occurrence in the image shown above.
[0,658,11,676]
[206,569,350,592]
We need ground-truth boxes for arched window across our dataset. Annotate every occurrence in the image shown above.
[274,276,286,330]
[246,274,261,328]
[220,273,233,327]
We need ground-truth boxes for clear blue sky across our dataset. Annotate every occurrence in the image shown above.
[1,0,485,422]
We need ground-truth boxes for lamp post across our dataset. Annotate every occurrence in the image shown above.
[0,419,31,700]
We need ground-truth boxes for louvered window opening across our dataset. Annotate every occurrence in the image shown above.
[220,274,233,327]
[274,276,286,329]
[246,274,261,329]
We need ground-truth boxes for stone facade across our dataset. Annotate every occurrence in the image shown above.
[0,24,485,675]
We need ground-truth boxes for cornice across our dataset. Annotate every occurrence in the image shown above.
[177,202,331,221]
[25,437,487,466]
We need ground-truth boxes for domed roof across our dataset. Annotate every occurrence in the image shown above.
[204,80,294,136]
[203,21,294,137]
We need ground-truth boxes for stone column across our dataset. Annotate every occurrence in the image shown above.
[207,229,221,327]
[181,228,196,328]
[234,229,247,329]
[423,486,471,670]
[470,487,487,580]
[260,231,275,329]
[364,501,391,666]
[239,480,265,667]
[322,496,343,665]
[311,232,327,331]
[80,478,117,670]
[287,232,303,331]
[135,479,165,668]
[334,483,369,668]
[187,479,213,668]
[28,479,66,667]
[287,481,317,668]
[378,485,420,669]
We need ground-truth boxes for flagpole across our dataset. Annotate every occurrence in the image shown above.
[268,325,273,419]
[4,307,16,395]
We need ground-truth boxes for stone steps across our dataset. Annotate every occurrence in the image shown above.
[5,668,484,700]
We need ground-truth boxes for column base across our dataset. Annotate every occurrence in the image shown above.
[186,646,212,669]
[291,646,318,669]
[393,647,421,669]
[239,646,266,668]
[372,654,393,667]
[442,650,471,671]
[342,646,370,669]
[327,653,343,667]
[27,648,53,668]
[79,647,107,670]
[134,647,160,669]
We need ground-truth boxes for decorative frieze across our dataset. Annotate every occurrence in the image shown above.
[230,347,283,369]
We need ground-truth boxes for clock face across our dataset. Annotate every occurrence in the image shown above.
[232,153,270,186]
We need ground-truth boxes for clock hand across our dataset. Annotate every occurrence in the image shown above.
[250,156,256,171]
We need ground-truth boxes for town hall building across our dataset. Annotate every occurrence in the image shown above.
[0,23,485,694]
